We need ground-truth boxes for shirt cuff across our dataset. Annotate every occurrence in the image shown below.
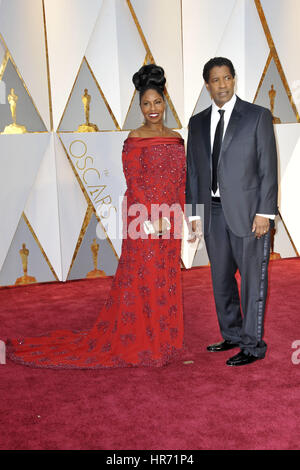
[256,213,275,220]
[188,216,201,221]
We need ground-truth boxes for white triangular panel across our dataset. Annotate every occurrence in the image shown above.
[214,0,269,103]
[245,0,270,103]
[60,132,128,258]
[67,213,119,280]
[58,58,118,132]
[55,133,88,281]
[131,0,184,125]
[86,0,120,126]
[86,0,145,128]
[274,123,300,205]
[0,0,50,129]
[115,0,146,127]
[44,0,103,130]
[0,133,50,270]
[214,0,246,99]
[193,86,212,116]
[255,59,297,123]
[177,127,187,143]
[278,128,300,253]
[183,0,269,122]
[0,215,57,286]
[182,0,237,124]
[24,133,62,280]
[273,216,298,259]
[260,0,300,116]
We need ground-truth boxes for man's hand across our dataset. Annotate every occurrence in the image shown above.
[188,219,203,243]
[252,215,270,239]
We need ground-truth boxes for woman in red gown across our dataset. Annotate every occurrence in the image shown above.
[7,65,187,369]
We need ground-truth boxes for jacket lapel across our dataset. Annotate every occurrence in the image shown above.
[220,97,243,156]
[201,106,211,162]
[193,97,244,164]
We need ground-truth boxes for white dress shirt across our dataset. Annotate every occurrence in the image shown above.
[211,94,237,198]
[190,94,274,221]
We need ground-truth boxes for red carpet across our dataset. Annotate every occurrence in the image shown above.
[0,259,299,450]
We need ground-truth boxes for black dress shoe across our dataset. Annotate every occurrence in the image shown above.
[226,350,263,366]
[207,340,239,352]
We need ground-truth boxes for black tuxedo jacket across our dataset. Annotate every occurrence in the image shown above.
[186,96,278,237]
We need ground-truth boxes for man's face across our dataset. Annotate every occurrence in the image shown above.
[205,65,235,108]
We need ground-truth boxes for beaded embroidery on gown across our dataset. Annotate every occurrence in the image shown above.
[7,137,186,368]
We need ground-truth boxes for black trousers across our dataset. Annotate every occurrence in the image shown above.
[204,200,271,358]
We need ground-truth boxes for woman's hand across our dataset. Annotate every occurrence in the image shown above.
[188,219,203,243]
[152,217,171,236]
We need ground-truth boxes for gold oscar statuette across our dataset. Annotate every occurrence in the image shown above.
[15,243,37,285]
[86,238,106,278]
[2,88,27,134]
[77,88,99,132]
[270,228,281,260]
[268,84,281,124]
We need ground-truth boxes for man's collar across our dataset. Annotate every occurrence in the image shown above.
[211,94,237,113]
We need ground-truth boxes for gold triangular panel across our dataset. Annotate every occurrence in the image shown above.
[67,213,118,280]
[0,57,47,133]
[254,57,297,123]
[0,214,57,287]
[58,57,119,132]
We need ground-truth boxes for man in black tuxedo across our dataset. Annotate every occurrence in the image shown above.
[186,57,278,366]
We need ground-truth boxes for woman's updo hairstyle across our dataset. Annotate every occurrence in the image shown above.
[132,64,166,103]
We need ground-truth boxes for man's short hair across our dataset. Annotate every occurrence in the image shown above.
[203,57,236,83]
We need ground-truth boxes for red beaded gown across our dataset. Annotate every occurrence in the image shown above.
[7,137,186,368]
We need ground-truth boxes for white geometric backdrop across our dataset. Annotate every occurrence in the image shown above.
[0,0,299,287]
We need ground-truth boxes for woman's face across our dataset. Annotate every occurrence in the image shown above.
[140,88,166,125]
